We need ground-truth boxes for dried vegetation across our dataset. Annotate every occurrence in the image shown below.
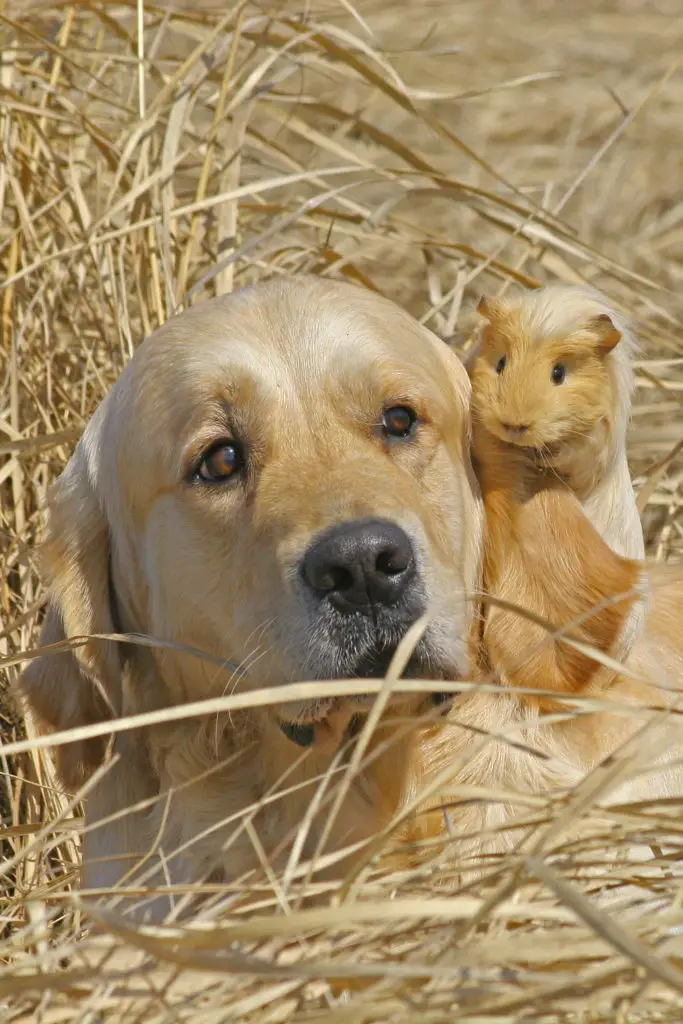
[1,0,683,1019]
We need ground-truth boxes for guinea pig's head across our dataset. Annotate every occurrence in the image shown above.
[469,289,624,451]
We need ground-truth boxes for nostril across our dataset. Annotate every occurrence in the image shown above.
[328,565,354,593]
[376,547,411,577]
[308,563,354,594]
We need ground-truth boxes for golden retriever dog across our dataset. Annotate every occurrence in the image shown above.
[19,275,483,915]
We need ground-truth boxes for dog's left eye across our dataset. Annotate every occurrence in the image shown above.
[382,405,417,439]
[196,441,244,482]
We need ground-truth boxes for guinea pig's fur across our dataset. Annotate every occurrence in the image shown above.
[469,405,646,698]
[468,285,644,563]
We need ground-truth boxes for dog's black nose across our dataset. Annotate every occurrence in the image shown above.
[302,517,416,612]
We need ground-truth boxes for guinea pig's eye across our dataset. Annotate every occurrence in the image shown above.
[196,441,245,483]
[382,405,417,439]
[495,355,507,374]
[551,363,567,386]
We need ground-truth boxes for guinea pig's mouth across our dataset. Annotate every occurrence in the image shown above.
[486,419,549,453]
[523,442,562,461]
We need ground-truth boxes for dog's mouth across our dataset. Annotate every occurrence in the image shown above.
[352,644,440,680]
[277,641,455,748]
[350,644,453,716]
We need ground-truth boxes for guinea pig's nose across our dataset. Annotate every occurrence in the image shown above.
[502,422,530,437]
[301,517,416,613]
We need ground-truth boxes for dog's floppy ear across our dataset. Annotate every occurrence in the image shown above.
[19,435,122,789]
[19,604,112,788]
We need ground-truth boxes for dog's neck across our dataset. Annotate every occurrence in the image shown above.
[99,659,441,906]
[249,698,445,878]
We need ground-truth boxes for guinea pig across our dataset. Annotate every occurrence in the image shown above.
[468,285,644,563]
[468,285,650,700]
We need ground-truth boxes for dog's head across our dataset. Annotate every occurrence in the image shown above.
[20,276,483,782]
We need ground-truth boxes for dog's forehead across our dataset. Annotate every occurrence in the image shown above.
[156,289,437,370]
[123,280,464,432]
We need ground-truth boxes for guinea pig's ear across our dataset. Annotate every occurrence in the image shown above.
[589,312,622,354]
[18,426,122,788]
[477,294,509,330]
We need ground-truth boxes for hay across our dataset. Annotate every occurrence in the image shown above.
[1,0,683,1019]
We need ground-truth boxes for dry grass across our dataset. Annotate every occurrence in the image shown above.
[1,0,683,1019]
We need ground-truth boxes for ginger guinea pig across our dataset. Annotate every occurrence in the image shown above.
[468,284,644,564]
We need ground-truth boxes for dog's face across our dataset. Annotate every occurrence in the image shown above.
[23,277,482,780]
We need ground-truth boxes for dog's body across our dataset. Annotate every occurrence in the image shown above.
[19,277,683,915]
[416,562,683,881]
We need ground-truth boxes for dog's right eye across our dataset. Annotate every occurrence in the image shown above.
[495,355,507,374]
[196,441,244,483]
[382,405,417,439]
